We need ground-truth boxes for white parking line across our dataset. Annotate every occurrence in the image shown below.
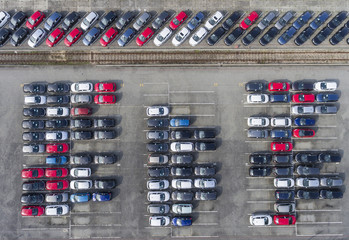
[143,94,169,97]
[245,177,274,179]
[22,227,69,231]
[248,225,295,228]
[169,91,215,93]
[91,237,121,239]
[296,222,342,224]
[296,234,343,237]
[169,114,215,117]
[246,189,274,191]
[169,102,215,105]
[171,236,219,238]
[71,211,121,215]
[294,137,337,140]
[316,125,337,128]
[247,201,276,203]
[296,209,341,212]
[194,211,218,213]
[144,226,171,229]
[70,224,122,227]
[143,82,168,85]
[244,140,272,143]
[192,223,218,226]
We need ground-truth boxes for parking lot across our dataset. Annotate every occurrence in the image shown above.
[0,65,349,240]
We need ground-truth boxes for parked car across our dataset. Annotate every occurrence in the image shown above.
[172,27,190,46]
[147,118,169,128]
[275,11,296,30]
[271,142,293,152]
[44,12,62,31]
[46,119,69,128]
[273,167,293,176]
[297,190,320,199]
[152,11,170,30]
[247,129,268,138]
[94,154,116,164]
[22,168,44,179]
[314,81,337,91]
[136,27,154,46]
[293,128,315,138]
[274,178,295,188]
[62,11,80,31]
[240,11,259,30]
[92,192,112,202]
[170,11,187,30]
[154,27,172,46]
[21,206,44,217]
[270,117,291,127]
[94,179,116,189]
[9,11,26,31]
[296,165,320,175]
[148,180,169,190]
[187,11,205,31]
[294,27,315,45]
[316,93,339,102]
[195,190,217,200]
[242,26,262,45]
[270,129,291,139]
[245,81,266,92]
[115,11,134,30]
[295,153,319,163]
[170,118,189,127]
[249,154,272,164]
[258,11,279,30]
[204,11,224,31]
[46,143,69,153]
[83,27,101,46]
[71,94,92,104]
[64,27,83,47]
[26,11,45,30]
[171,179,192,189]
[312,26,332,45]
[94,118,115,128]
[247,117,269,127]
[45,193,69,203]
[318,152,341,163]
[28,28,46,48]
[296,177,320,187]
[171,190,194,201]
[272,155,292,164]
[45,168,68,178]
[46,155,68,165]
[259,27,279,46]
[172,217,192,227]
[147,106,169,116]
[22,132,45,141]
[224,27,244,45]
[45,131,69,141]
[171,130,191,140]
[249,167,272,177]
[207,27,226,46]
[292,81,314,91]
[172,204,193,214]
[147,143,169,152]
[47,107,69,117]
[147,130,169,140]
[0,28,11,47]
[70,155,92,164]
[23,144,45,153]
[268,82,290,91]
[328,11,348,30]
[275,190,295,201]
[149,216,170,227]
[70,193,91,203]
[320,177,343,187]
[274,215,296,225]
[194,178,216,189]
[320,189,343,199]
[293,11,314,30]
[45,205,69,216]
[195,142,216,151]
[46,180,69,190]
[99,11,117,30]
[70,168,91,178]
[292,93,315,103]
[193,130,215,139]
[194,166,216,176]
[47,95,70,105]
[315,105,338,114]
[147,191,170,202]
[71,82,93,92]
[249,214,272,226]
[0,11,10,28]
[70,180,93,190]
[81,12,99,31]
[247,94,269,103]
[171,154,193,165]
[310,11,331,30]
[171,167,193,176]
[94,130,116,140]
[291,105,314,114]
[94,82,116,92]
[148,167,170,177]
[147,204,170,214]
[329,23,349,45]
[269,94,290,103]
[71,107,92,116]
[94,94,116,104]
[278,26,297,45]
[294,117,315,126]
[274,203,296,213]
[71,119,92,128]
[22,181,45,191]
[133,12,151,31]
[11,27,29,46]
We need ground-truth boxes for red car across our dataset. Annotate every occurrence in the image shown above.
[100,27,118,47]
[268,82,290,92]
[292,93,315,103]
[46,28,64,47]
[45,168,68,178]
[71,107,92,116]
[136,27,154,46]
[22,168,45,179]
[46,180,69,190]
[271,142,293,152]
[94,95,116,104]
[273,215,296,225]
[240,11,259,30]
[26,11,45,30]
[292,129,315,138]
[21,206,45,217]
[94,82,116,92]
[64,28,83,47]
[170,11,187,30]
[46,143,69,153]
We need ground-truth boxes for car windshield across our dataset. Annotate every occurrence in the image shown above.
[228,34,236,42]
[57,145,63,151]
[139,35,146,42]
[246,34,254,41]
[334,33,343,41]
[119,18,126,25]
[56,169,62,177]
[57,207,62,215]
[244,18,252,25]
[28,18,35,25]
[102,35,110,42]
[225,18,233,26]
[48,36,55,42]
[299,34,307,42]
[57,108,63,115]
[263,34,272,41]
[157,35,164,41]
[33,145,39,152]
[317,33,326,42]
[120,35,127,42]
[160,194,165,200]
[278,18,286,26]
[155,18,162,25]
[173,18,180,25]
[190,18,198,26]
[31,208,38,215]
[320,82,326,89]
[86,34,93,41]
[136,19,143,26]
[303,179,309,186]
[29,36,36,43]
[209,19,216,25]
[210,34,218,41]
[57,182,63,189]
[102,18,108,25]
[175,34,183,41]
[298,95,305,101]
[66,35,73,42]
[82,19,89,26]
[193,34,200,41]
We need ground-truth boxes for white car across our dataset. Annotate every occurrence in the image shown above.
[171,179,193,189]
[247,117,269,127]
[147,191,170,202]
[270,117,291,127]
[170,142,194,152]
[0,11,10,28]
[291,105,314,114]
[28,28,46,48]
[81,12,99,31]
[70,180,93,190]
[45,205,69,216]
[247,94,269,103]
[250,214,272,226]
[45,131,69,141]
[70,168,91,178]
[154,27,172,46]
[46,107,70,117]
[194,178,216,189]
[24,95,47,105]
[148,154,169,164]
[189,27,208,46]
[147,179,170,190]
[45,193,69,203]
[146,106,169,116]
[274,203,296,213]
[296,178,320,187]
[172,204,193,214]
[149,216,170,226]
[71,82,93,92]
[172,27,190,46]
[314,81,337,91]
[204,11,224,31]
[274,178,294,188]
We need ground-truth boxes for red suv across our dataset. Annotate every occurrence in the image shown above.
[26,11,45,30]
[170,11,187,30]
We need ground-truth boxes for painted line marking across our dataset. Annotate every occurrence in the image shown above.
[246,189,275,191]
[296,234,343,237]
[143,94,169,97]
[296,209,341,212]
[71,211,121,214]
[194,210,218,213]
[248,225,295,228]
[171,236,219,238]
[21,227,69,231]
[247,201,276,203]
[143,82,168,85]
[192,223,218,226]
[169,114,215,117]
[169,91,215,93]
[296,222,342,225]
[70,224,121,227]
[169,102,215,105]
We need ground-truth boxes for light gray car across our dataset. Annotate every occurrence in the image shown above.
[320,177,343,187]
[147,204,170,214]
[291,105,314,114]
[275,11,296,30]
[133,12,151,31]
[258,11,279,30]
[28,28,46,48]
[45,193,69,203]
[296,178,320,187]
[146,130,169,140]
[274,203,295,213]
[315,105,338,114]
[71,94,92,104]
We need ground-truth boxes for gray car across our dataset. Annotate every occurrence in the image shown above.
[247,129,268,138]
[171,191,194,201]
[273,167,293,176]
[133,12,151,31]
[152,11,170,30]
[147,204,170,214]
[320,177,343,187]
[146,130,169,140]
[296,165,320,175]
[44,12,62,31]
[274,203,295,213]
[315,105,338,114]
[258,11,279,30]
[71,94,92,104]
[115,11,134,30]
[117,27,136,47]
[171,154,193,164]
[275,11,296,30]
[45,193,69,203]
[70,155,92,164]
[83,27,101,46]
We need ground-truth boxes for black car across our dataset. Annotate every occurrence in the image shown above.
[245,81,266,92]
[10,27,29,46]
[71,131,93,140]
[152,10,170,30]
[70,155,92,164]
[46,119,69,128]
[9,11,26,31]
[47,82,70,93]
[22,132,45,141]
[272,154,292,164]
[94,154,117,164]
[23,108,46,117]
[291,81,314,91]
[329,23,349,45]
[147,118,169,128]
[94,118,115,128]
[22,120,45,129]
[328,11,348,30]
[320,189,343,199]
[295,153,319,163]
[297,190,320,199]
[171,154,193,164]
[194,166,216,176]
[171,130,191,140]
[249,154,272,164]
[83,27,101,46]
[273,167,293,176]
[115,11,134,30]
[249,167,272,177]
[275,190,295,201]
[318,152,341,163]
[21,193,44,204]
[148,167,170,177]
[71,119,92,128]
[242,26,261,46]
[195,190,217,200]
[316,93,339,102]
[99,11,117,30]
[22,181,45,191]
[47,95,70,105]
[296,165,320,175]
[294,27,315,46]
[0,28,11,46]
[270,129,292,139]
[147,143,169,152]
[312,26,332,45]
[94,179,116,189]
[193,130,216,139]
[224,27,244,46]
[259,27,279,46]
[222,11,244,30]
[247,129,268,138]
[171,167,192,176]
[310,11,331,30]
[207,27,226,46]
[195,142,216,151]
[62,11,80,31]
[44,12,62,32]
[172,191,194,201]
[94,130,116,139]
[23,83,46,94]
[269,94,291,103]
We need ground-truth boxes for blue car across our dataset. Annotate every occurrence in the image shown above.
[316,93,339,102]
[278,26,297,45]
[293,11,314,30]
[83,27,101,46]
[269,94,291,103]
[170,118,190,127]
[310,11,331,30]
[294,117,315,126]
[70,193,91,203]
[93,192,112,202]
[118,28,136,47]
[172,217,192,226]
[187,12,205,31]
[46,156,68,164]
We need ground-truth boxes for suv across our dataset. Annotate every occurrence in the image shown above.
[194,179,216,189]
[147,204,170,214]
[170,142,193,152]
[271,117,291,127]
[148,154,169,164]
[171,179,193,189]
[247,117,269,127]
[274,178,294,188]
[250,214,272,226]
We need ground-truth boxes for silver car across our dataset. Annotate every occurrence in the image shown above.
[258,11,279,30]
[154,27,172,46]
[133,12,151,31]
[320,177,343,187]
[24,95,47,105]
[146,130,169,140]
[45,193,69,203]
[274,203,295,213]
[275,11,296,30]
[147,204,170,214]
[71,94,92,104]
[81,12,99,31]
[291,105,314,114]
[315,105,338,114]
[296,178,320,187]
[28,28,46,48]
[45,131,69,141]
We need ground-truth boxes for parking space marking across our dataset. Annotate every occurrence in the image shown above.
[171,236,219,238]
[71,211,121,215]
[21,227,69,231]
[248,226,295,228]
[169,91,215,93]
[244,140,272,143]
[247,201,275,203]
[169,102,215,105]
[246,189,274,191]
[91,237,121,239]
[143,82,168,85]
[313,125,337,128]
[296,234,343,237]
[192,223,219,226]
[193,211,218,213]
[295,137,337,140]
[143,94,169,97]
[144,226,171,229]
[243,105,288,108]
[70,224,122,227]
[169,114,215,117]
[296,209,341,212]
[245,177,274,179]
